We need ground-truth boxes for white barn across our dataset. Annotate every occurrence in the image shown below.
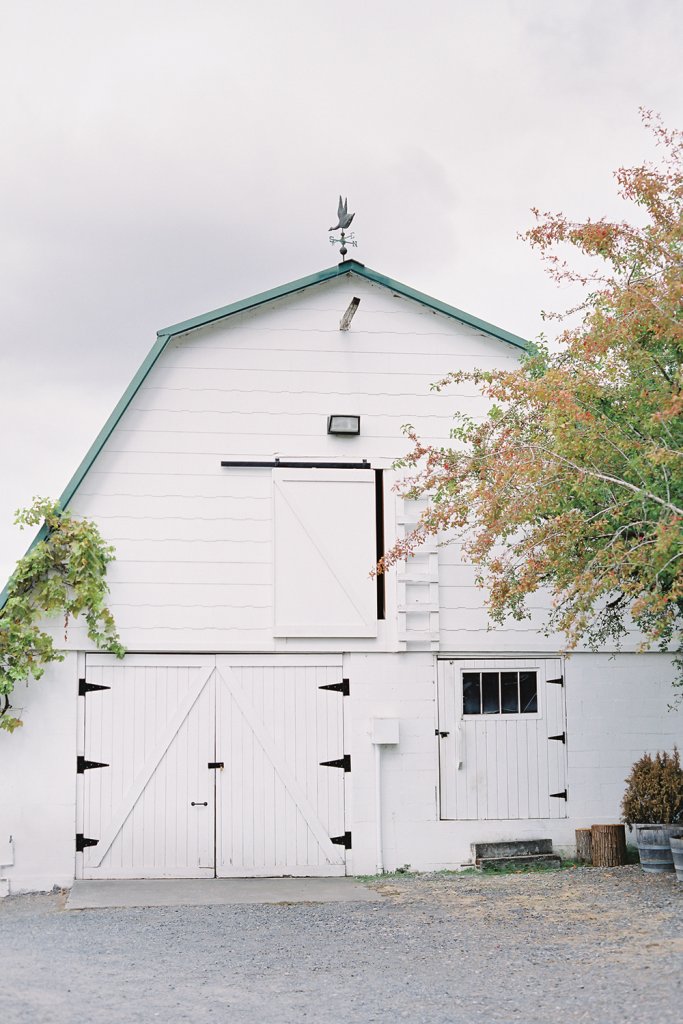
[1,259,680,892]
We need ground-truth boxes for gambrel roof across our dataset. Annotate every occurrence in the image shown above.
[1,260,527,605]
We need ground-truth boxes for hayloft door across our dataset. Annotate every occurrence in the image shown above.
[437,658,567,821]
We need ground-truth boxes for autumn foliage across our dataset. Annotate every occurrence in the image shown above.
[379,112,683,682]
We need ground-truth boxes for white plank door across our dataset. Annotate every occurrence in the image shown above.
[437,658,567,821]
[215,656,347,876]
[272,468,377,638]
[79,654,216,878]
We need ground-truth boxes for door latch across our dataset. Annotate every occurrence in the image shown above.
[191,801,208,807]
[207,762,224,769]
[435,729,450,738]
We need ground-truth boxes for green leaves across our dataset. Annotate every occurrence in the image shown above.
[0,498,124,733]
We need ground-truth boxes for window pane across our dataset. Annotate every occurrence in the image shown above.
[462,673,481,715]
[482,672,500,714]
[501,672,519,713]
[520,671,538,713]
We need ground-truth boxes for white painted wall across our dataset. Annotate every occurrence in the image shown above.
[564,653,682,834]
[0,655,78,893]
[344,651,683,874]
[2,649,681,889]
[58,272,522,654]
[37,270,649,659]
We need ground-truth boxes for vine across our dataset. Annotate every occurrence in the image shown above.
[0,497,124,732]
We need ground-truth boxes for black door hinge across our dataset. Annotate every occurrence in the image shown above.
[330,831,352,850]
[78,678,111,696]
[547,676,564,687]
[77,756,109,774]
[548,732,566,744]
[320,678,350,696]
[76,833,98,852]
[320,754,351,772]
[550,789,568,800]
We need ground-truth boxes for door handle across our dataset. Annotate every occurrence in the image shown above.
[191,801,208,807]
[208,762,224,769]
[435,730,450,738]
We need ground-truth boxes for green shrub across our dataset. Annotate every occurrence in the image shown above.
[620,747,683,827]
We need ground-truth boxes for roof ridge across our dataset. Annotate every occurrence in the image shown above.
[157,260,528,351]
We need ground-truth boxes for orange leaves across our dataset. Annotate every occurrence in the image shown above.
[378,113,682,682]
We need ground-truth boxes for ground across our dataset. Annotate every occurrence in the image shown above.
[2,866,681,1023]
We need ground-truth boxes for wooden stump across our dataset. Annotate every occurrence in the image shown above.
[591,824,627,867]
[575,828,593,864]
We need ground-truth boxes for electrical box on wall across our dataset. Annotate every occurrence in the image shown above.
[371,718,399,745]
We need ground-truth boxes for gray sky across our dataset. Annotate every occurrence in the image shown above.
[1,0,682,585]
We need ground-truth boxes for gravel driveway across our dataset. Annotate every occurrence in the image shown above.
[2,866,681,1024]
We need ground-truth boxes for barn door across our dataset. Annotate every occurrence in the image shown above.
[272,468,377,638]
[79,655,216,878]
[437,658,567,821]
[215,657,347,876]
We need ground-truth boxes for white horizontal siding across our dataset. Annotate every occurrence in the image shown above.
[136,386,486,408]
[120,409,479,435]
[105,561,272,586]
[106,539,271,563]
[67,274,524,652]
[79,473,272,498]
[75,494,271,518]
[159,347,518,375]
[101,427,457,453]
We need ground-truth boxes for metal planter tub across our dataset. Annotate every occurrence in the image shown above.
[634,824,679,874]
[669,831,683,883]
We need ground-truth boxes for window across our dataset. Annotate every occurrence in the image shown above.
[462,670,538,715]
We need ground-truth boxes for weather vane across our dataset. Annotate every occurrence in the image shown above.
[329,195,357,261]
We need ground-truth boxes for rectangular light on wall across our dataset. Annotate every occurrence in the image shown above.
[327,414,360,435]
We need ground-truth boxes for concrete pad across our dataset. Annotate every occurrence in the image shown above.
[66,877,382,910]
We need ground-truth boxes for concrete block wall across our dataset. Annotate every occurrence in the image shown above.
[0,655,78,893]
[564,652,682,833]
[1,648,680,888]
[345,651,683,873]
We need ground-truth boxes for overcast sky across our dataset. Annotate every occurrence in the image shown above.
[1,0,681,585]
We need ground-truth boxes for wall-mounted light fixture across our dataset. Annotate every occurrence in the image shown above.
[327,414,361,436]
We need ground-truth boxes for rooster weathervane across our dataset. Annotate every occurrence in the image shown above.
[329,195,357,261]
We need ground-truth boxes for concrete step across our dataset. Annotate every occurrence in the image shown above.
[476,853,563,871]
[473,838,553,860]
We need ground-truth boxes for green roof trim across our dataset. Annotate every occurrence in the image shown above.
[0,333,171,607]
[0,260,527,608]
[157,259,529,351]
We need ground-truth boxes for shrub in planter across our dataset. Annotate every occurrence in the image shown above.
[621,748,683,874]
[621,748,683,826]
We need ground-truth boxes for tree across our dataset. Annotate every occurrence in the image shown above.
[0,498,124,732]
[378,112,683,685]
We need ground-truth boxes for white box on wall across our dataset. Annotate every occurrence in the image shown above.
[371,718,400,745]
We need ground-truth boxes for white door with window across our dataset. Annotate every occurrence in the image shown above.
[78,654,348,878]
[437,658,568,820]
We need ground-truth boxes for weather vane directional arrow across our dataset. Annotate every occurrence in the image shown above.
[329,195,357,261]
